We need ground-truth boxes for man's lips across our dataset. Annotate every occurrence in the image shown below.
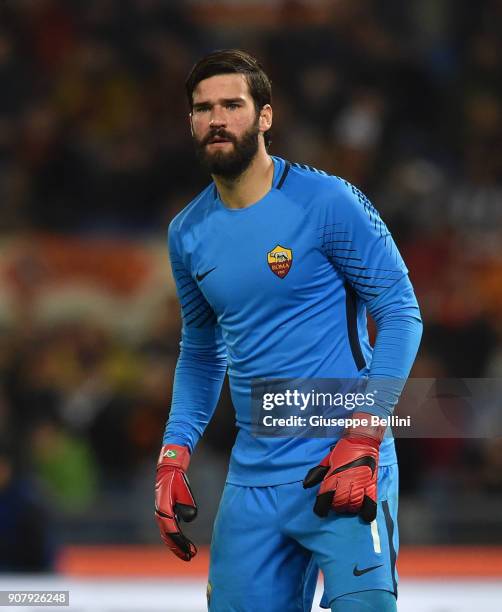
[204,132,234,145]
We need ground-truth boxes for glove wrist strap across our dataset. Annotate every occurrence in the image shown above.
[344,412,386,447]
[157,444,191,471]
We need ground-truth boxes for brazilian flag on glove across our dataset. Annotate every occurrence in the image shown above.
[155,444,198,561]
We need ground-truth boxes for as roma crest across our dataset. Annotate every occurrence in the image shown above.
[267,244,293,278]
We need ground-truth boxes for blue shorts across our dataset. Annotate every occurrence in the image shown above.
[207,464,399,611]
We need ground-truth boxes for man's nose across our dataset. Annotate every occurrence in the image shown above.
[209,107,226,127]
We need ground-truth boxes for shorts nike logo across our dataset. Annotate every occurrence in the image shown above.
[196,267,217,282]
[353,563,383,577]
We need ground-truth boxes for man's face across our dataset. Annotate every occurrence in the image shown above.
[190,74,263,179]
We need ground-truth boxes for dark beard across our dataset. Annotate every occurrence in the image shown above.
[194,120,260,180]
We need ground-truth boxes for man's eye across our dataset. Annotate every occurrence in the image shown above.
[226,103,239,109]
[194,107,209,113]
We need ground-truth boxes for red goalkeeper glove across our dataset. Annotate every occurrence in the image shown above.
[303,413,385,522]
[155,444,197,561]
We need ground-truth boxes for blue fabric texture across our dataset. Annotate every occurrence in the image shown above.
[208,465,399,611]
[164,157,422,485]
[331,589,397,612]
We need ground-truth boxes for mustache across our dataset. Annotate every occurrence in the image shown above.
[201,129,236,146]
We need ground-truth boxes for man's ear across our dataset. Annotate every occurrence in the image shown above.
[259,104,273,136]
[189,113,194,137]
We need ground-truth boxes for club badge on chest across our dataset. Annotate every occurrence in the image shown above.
[267,244,293,278]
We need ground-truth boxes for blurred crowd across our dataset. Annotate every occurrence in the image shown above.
[1,0,502,569]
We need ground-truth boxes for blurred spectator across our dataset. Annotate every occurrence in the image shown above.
[477,438,502,492]
[0,440,56,572]
[30,419,97,512]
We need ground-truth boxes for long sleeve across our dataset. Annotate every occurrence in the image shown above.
[162,223,227,451]
[365,274,423,417]
[322,178,423,417]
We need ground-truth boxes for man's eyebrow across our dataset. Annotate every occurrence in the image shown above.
[193,97,245,108]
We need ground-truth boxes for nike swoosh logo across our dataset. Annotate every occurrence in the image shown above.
[196,267,217,282]
[353,563,383,577]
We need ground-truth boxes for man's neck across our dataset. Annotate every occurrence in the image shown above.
[213,148,274,209]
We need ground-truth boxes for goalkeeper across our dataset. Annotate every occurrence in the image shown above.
[155,49,422,612]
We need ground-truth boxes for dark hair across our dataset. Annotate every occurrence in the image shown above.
[185,49,272,147]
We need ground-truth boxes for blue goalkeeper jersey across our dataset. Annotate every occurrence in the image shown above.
[164,156,422,485]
